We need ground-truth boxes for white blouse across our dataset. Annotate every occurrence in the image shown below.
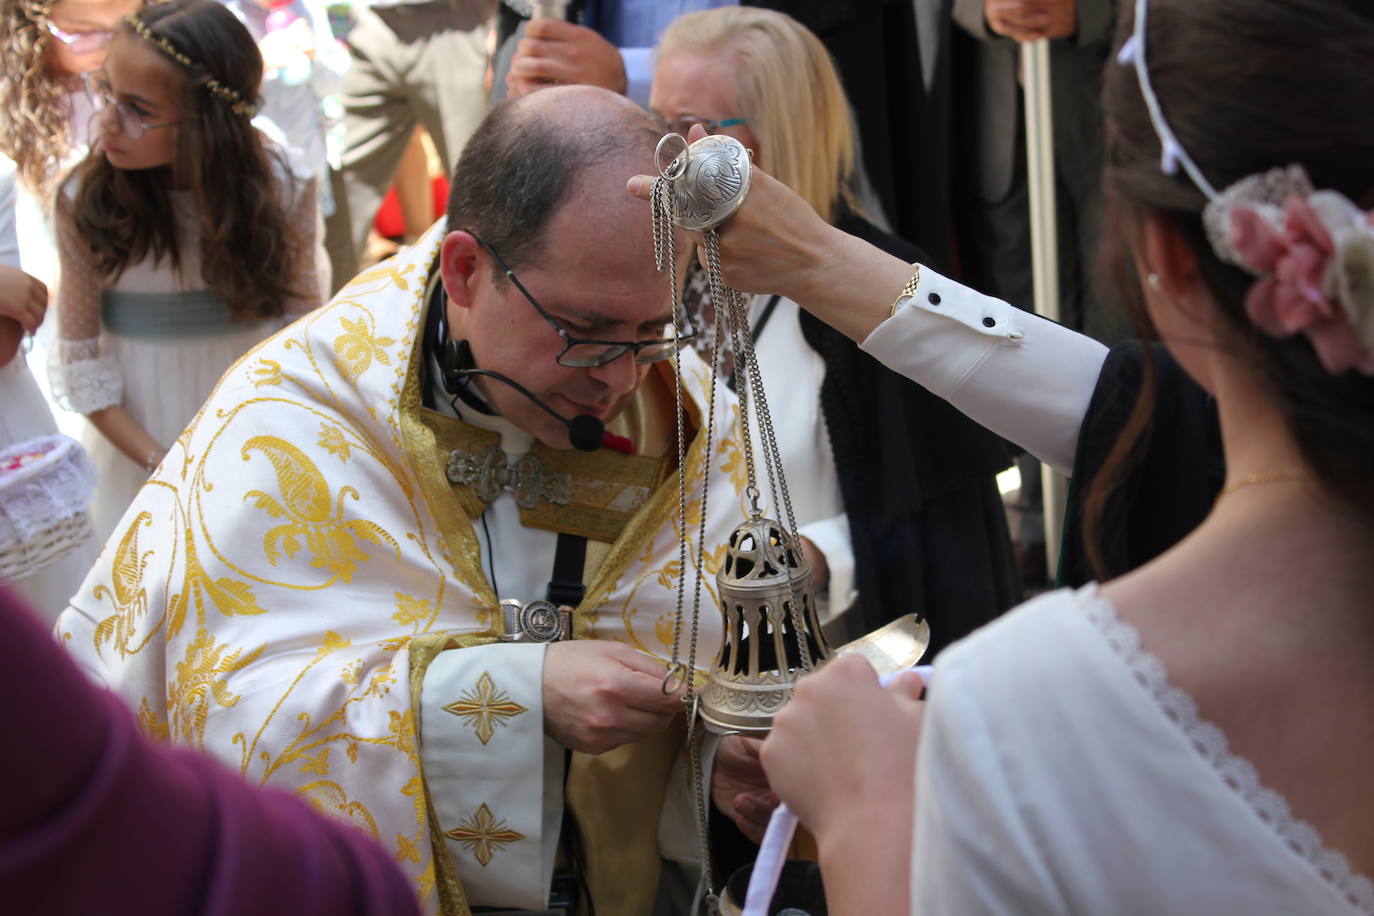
[913,585,1374,914]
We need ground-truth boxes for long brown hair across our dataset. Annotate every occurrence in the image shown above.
[1087,0,1374,575]
[71,0,301,320]
[0,0,75,195]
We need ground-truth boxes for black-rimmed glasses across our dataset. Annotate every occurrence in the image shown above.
[83,71,180,141]
[471,234,697,368]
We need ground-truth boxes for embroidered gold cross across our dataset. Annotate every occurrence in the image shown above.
[446,803,525,866]
[444,671,527,745]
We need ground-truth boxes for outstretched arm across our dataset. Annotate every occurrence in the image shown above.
[627,153,1107,474]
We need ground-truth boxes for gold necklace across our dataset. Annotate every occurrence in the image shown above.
[1215,467,1314,502]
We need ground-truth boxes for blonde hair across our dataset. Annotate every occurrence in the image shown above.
[657,7,857,223]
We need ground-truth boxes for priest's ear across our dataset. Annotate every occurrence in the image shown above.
[439,230,483,314]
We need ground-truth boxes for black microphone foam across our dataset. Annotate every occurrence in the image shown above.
[451,366,604,453]
[567,414,605,453]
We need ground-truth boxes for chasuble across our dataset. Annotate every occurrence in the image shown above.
[56,222,752,914]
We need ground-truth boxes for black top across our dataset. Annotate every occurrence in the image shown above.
[1059,341,1224,586]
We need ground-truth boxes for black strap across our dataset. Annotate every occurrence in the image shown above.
[729,294,781,392]
[546,533,587,608]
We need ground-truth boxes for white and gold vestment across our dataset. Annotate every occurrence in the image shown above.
[57,223,751,914]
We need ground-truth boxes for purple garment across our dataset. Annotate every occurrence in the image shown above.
[0,585,421,916]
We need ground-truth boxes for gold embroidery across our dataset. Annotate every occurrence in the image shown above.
[317,423,353,461]
[446,803,525,866]
[242,436,401,583]
[333,315,398,381]
[299,780,382,840]
[252,358,283,388]
[443,671,527,745]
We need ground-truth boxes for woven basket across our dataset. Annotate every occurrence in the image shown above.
[0,434,97,581]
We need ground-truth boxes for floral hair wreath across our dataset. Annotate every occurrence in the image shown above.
[1117,0,1374,376]
[126,10,258,118]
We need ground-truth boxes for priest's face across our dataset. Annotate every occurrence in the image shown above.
[442,185,678,450]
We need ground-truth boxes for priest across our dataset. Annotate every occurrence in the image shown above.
[57,87,755,915]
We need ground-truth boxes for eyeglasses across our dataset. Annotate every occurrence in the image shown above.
[45,20,114,54]
[470,234,697,368]
[664,115,751,138]
[83,71,180,141]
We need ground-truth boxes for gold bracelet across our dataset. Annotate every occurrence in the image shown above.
[890,263,921,318]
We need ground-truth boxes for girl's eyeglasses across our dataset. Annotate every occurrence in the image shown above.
[45,20,114,54]
[83,72,180,141]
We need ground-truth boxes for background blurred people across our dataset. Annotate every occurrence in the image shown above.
[50,0,320,541]
[218,0,350,295]
[324,0,494,290]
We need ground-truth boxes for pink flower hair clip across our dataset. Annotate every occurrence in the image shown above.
[1204,165,1374,376]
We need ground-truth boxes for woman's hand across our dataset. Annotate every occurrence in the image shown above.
[627,127,915,343]
[0,265,48,336]
[759,655,925,915]
[762,655,925,840]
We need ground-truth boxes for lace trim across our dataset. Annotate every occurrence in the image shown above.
[0,434,97,546]
[48,338,123,415]
[1080,587,1374,913]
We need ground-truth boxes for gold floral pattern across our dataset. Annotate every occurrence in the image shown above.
[333,315,397,381]
[242,436,401,583]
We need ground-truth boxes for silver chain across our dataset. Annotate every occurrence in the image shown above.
[653,175,722,913]
[703,231,813,670]
[653,152,818,911]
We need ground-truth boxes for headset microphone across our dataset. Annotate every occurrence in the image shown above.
[438,347,606,452]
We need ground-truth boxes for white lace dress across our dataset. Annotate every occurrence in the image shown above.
[48,165,319,544]
[913,585,1374,915]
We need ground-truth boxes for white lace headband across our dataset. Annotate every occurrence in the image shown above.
[1116,0,1374,376]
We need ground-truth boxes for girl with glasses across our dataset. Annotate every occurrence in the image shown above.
[50,0,320,543]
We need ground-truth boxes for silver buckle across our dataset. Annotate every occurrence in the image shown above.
[498,599,572,643]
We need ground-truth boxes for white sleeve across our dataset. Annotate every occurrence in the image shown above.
[911,650,1064,915]
[0,157,19,269]
[859,265,1107,476]
[798,513,856,623]
[419,642,563,910]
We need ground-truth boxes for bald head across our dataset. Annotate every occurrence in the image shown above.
[445,85,664,275]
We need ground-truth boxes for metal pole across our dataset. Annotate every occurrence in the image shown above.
[1021,38,1068,577]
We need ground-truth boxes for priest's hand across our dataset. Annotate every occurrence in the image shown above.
[712,735,775,843]
[507,18,627,98]
[543,640,683,755]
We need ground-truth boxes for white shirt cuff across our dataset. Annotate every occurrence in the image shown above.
[420,642,562,909]
[860,265,1108,475]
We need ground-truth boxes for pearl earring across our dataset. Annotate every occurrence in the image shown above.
[1147,272,1163,292]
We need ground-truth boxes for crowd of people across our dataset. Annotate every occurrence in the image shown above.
[3,0,1373,914]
